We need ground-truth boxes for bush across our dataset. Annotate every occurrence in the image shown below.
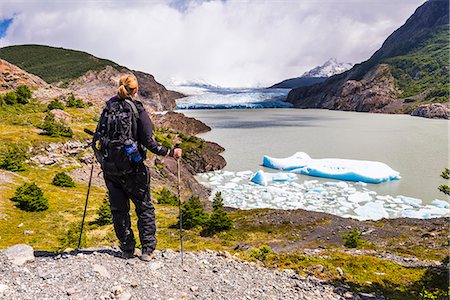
[3,91,18,105]
[66,93,85,108]
[438,168,449,196]
[249,245,271,261]
[178,196,208,229]
[10,183,49,212]
[156,187,178,206]
[204,191,233,235]
[95,195,112,226]
[47,99,65,110]
[60,222,86,249]
[52,172,76,187]
[15,85,32,104]
[0,144,29,172]
[38,113,73,137]
[342,228,364,248]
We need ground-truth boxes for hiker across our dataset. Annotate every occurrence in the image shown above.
[93,75,182,261]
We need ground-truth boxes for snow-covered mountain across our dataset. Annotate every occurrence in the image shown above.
[302,58,353,78]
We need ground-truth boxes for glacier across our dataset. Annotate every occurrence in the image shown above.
[263,152,400,184]
[196,170,450,221]
[173,85,292,109]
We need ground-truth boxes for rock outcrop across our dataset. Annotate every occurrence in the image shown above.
[151,111,211,136]
[411,103,449,119]
[287,0,449,119]
[0,59,48,91]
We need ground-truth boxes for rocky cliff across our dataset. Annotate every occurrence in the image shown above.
[287,0,449,118]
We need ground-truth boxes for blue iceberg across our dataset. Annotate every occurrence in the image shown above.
[263,152,400,184]
[250,170,297,186]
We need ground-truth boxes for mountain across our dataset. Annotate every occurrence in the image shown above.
[286,0,449,118]
[269,58,352,89]
[302,58,353,78]
[0,45,184,111]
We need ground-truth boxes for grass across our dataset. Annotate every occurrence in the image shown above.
[0,44,121,84]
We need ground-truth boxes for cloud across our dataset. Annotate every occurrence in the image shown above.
[0,0,425,87]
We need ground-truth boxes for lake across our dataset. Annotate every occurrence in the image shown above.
[181,108,448,206]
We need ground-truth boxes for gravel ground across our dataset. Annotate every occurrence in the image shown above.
[0,248,350,300]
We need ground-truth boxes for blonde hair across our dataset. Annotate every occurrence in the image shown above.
[117,75,138,99]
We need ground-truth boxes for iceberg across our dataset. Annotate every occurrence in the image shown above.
[354,202,389,221]
[263,152,400,184]
[250,170,297,186]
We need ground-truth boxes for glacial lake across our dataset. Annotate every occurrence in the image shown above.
[181,108,448,206]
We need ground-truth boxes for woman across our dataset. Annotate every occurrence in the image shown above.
[95,75,181,261]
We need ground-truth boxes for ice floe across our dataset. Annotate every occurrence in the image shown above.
[196,170,449,221]
[263,152,400,184]
[250,170,297,186]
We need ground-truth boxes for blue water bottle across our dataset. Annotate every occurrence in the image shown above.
[124,141,142,164]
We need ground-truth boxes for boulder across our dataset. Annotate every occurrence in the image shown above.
[49,109,72,124]
[2,244,35,266]
[411,103,449,119]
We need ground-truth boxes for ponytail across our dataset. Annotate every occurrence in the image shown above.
[117,75,138,99]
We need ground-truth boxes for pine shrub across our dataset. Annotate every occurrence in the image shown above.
[0,144,29,172]
[178,196,208,229]
[3,91,18,105]
[156,187,178,206]
[212,191,224,210]
[342,228,364,248]
[47,99,65,110]
[95,195,112,226]
[10,183,49,212]
[60,222,86,249]
[38,113,73,137]
[205,191,233,235]
[66,93,85,108]
[249,245,271,261]
[438,168,450,196]
[52,172,76,187]
[15,85,32,104]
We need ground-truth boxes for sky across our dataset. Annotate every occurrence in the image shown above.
[0,0,426,87]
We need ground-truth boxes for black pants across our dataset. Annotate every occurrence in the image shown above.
[103,164,156,253]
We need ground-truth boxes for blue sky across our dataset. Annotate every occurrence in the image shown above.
[0,0,426,87]
[0,18,13,38]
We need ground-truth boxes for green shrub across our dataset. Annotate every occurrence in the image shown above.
[15,85,32,104]
[0,144,29,172]
[95,195,112,226]
[204,191,233,235]
[52,172,76,187]
[249,245,271,261]
[154,133,173,150]
[10,183,49,212]
[60,222,86,249]
[342,228,364,248]
[156,187,178,206]
[212,191,224,210]
[178,196,208,229]
[3,91,18,105]
[66,93,85,108]
[47,99,65,110]
[438,168,449,196]
[38,113,73,137]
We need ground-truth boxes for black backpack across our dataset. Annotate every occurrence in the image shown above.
[93,99,144,175]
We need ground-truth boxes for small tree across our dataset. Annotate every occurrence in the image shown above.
[95,195,112,226]
[3,91,18,105]
[0,144,29,172]
[342,228,364,248]
[156,187,178,206]
[38,113,73,137]
[10,183,49,212]
[178,196,208,229]
[212,191,224,210]
[60,222,86,249]
[15,85,32,104]
[52,172,76,187]
[205,191,233,235]
[47,99,65,111]
[438,168,450,196]
[66,93,85,108]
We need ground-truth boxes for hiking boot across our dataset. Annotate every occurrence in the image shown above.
[121,248,141,259]
[139,250,156,262]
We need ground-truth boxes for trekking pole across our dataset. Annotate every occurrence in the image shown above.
[78,128,96,250]
[177,157,184,267]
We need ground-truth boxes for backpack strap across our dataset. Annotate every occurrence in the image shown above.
[124,99,139,120]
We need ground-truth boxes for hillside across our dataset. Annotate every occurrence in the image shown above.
[0,45,184,111]
[287,0,449,118]
[269,76,327,89]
